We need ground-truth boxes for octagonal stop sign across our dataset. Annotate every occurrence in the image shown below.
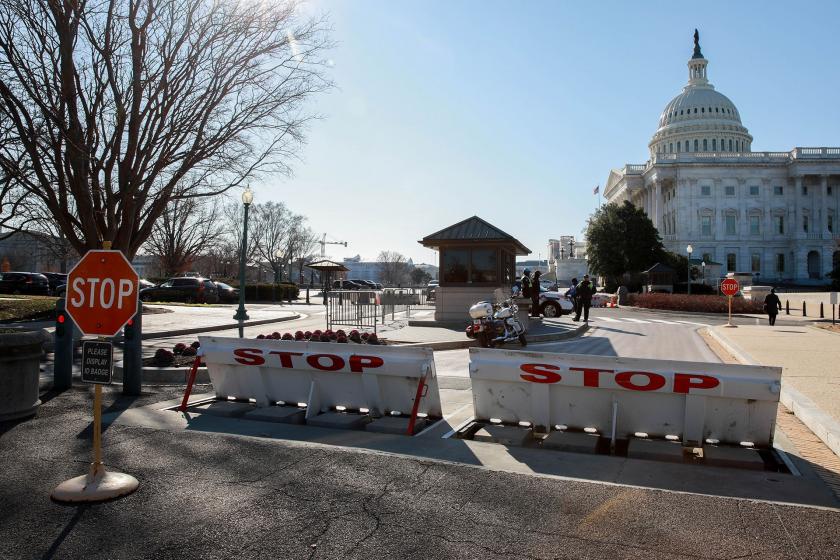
[720,278,740,297]
[66,250,140,337]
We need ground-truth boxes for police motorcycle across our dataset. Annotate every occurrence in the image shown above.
[465,296,527,348]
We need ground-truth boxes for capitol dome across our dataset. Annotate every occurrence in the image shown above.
[649,31,753,157]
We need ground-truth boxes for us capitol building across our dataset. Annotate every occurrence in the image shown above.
[604,31,840,284]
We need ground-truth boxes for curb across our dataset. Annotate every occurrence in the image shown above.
[708,326,840,459]
[390,322,589,351]
[113,313,302,343]
[113,360,210,384]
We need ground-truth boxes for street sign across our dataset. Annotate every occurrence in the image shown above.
[830,292,838,305]
[720,278,740,297]
[66,250,139,337]
[81,341,113,385]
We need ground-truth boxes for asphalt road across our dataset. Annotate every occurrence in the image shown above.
[2,387,839,560]
[433,308,721,378]
[13,305,840,559]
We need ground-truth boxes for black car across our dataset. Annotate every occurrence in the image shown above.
[351,279,378,290]
[139,277,219,304]
[214,281,239,303]
[332,280,366,290]
[0,272,50,295]
[40,272,67,294]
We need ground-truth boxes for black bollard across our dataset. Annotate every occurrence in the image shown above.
[122,309,142,396]
[820,302,825,319]
[786,300,790,315]
[53,298,75,390]
[803,301,807,317]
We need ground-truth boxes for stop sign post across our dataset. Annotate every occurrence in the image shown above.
[52,248,140,503]
[720,278,740,328]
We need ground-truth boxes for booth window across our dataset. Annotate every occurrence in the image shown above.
[441,249,469,283]
[441,248,503,284]
[471,249,498,283]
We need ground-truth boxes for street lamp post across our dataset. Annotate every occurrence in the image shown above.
[701,261,706,286]
[686,244,694,295]
[234,187,253,336]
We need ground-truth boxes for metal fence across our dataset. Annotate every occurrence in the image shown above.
[325,287,436,332]
[325,290,380,333]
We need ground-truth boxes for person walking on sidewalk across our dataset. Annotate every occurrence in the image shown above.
[531,270,542,317]
[574,275,594,322]
[764,288,782,326]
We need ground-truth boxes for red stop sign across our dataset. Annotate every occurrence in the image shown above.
[66,250,139,336]
[720,278,740,297]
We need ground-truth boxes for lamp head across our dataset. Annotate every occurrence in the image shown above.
[242,186,254,205]
[686,244,693,255]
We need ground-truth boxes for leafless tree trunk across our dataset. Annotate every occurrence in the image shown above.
[0,0,332,258]
[145,197,223,276]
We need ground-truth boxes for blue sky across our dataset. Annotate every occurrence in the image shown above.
[256,0,840,265]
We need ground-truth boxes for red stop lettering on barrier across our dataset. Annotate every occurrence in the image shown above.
[615,371,666,391]
[673,373,720,394]
[520,363,562,384]
[307,354,345,371]
[269,350,303,368]
[349,355,384,373]
[569,367,615,387]
[234,348,266,366]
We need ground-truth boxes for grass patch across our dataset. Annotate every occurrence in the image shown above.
[0,296,59,322]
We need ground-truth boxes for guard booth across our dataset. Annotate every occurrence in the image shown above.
[419,216,530,322]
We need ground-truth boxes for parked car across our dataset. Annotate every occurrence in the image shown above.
[350,279,378,290]
[332,280,366,290]
[512,281,574,317]
[139,277,219,303]
[214,281,239,303]
[0,272,51,295]
[40,272,67,294]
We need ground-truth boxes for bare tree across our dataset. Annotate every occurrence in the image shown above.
[0,0,332,257]
[292,225,319,284]
[145,197,223,276]
[0,117,37,238]
[251,201,293,282]
[377,251,411,287]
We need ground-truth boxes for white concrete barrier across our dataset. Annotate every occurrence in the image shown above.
[468,348,782,446]
[199,336,442,419]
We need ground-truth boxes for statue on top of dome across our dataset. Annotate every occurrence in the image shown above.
[692,28,703,59]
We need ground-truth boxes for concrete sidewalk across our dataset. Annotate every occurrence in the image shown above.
[711,324,840,458]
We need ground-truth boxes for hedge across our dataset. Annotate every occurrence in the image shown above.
[628,293,764,314]
[241,283,299,302]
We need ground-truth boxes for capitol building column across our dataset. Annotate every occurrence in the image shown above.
[793,176,805,279]
[820,175,829,232]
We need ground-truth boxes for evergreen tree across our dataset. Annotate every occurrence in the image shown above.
[585,201,664,289]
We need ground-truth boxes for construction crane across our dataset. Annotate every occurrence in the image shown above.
[319,233,347,257]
